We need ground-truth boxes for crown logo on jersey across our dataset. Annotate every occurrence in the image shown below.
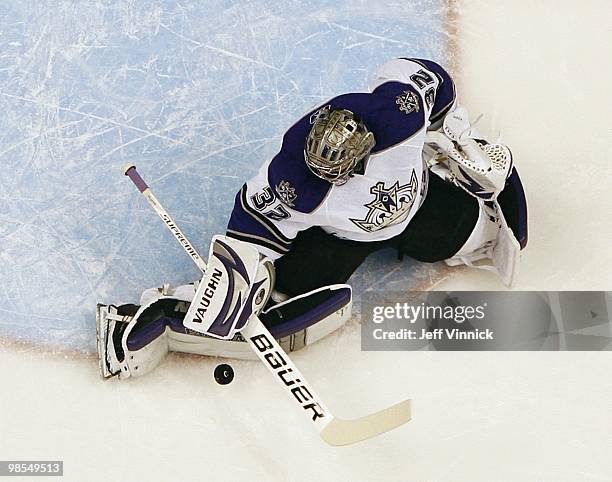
[396,91,420,115]
[350,171,419,233]
[275,180,297,207]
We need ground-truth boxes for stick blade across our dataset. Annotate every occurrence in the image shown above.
[320,399,412,447]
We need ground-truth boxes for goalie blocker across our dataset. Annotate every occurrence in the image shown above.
[96,235,352,379]
[182,235,274,340]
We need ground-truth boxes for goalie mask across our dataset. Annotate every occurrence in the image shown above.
[304,107,376,185]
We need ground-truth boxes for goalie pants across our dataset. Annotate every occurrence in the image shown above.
[274,172,480,297]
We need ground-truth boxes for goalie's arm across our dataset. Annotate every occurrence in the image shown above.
[372,57,457,129]
[226,159,325,260]
[226,183,294,259]
[406,58,457,128]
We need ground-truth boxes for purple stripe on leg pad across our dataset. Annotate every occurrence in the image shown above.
[127,318,168,351]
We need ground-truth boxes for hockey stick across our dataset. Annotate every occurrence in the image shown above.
[123,164,412,446]
[123,163,207,272]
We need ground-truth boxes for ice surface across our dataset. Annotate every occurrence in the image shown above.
[0,0,453,350]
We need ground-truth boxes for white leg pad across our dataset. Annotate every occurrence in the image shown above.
[166,295,351,361]
[446,201,521,287]
[446,201,498,265]
[120,329,170,379]
[113,281,352,377]
[117,296,172,379]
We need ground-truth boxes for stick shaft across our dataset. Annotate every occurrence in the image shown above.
[123,164,208,272]
[241,317,333,431]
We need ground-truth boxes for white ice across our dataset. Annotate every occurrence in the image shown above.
[1,1,612,481]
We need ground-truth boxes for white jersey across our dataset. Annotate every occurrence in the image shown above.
[227,58,456,259]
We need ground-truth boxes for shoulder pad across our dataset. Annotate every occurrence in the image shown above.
[327,88,426,152]
[268,112,331,214]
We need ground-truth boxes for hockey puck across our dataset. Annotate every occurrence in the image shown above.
[214,363,234,385]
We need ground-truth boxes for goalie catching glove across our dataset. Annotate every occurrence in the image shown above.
[425,106,513,201]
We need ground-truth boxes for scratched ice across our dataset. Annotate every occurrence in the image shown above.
[0,0,453,350]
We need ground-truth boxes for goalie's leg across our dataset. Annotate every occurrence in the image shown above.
[98,295,217,379]
[96,284,352,378]
[273,227,384,297]
[444,168,528,286]
[96,282,198,379]
[398,167,527,286]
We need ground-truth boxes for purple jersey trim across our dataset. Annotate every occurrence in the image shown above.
[226,186,293,254]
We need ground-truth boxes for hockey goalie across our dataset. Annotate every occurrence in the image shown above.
[97,57,528,380]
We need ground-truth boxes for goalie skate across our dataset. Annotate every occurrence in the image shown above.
[95,304,136,379]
